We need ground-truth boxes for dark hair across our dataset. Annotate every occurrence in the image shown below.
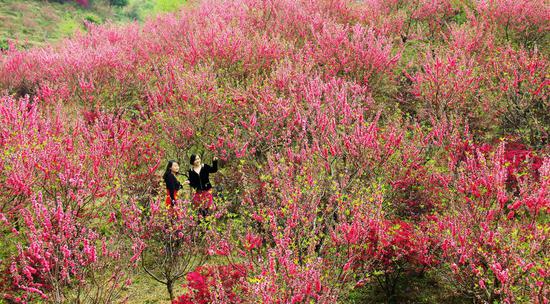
[163,160,177,181]
[189,154,197,165]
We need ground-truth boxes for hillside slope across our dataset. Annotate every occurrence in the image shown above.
[0,0,187,49]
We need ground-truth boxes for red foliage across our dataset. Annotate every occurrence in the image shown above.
[173,264,247,304]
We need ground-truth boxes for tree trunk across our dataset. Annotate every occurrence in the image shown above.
[167,279,174,301]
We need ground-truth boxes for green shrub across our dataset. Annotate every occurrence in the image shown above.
[84,13,102,24]
[0,39,8,51]
[110,0,129,7]
[58,18,79,36]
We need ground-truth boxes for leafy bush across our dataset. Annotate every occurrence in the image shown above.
[110,0,128,7]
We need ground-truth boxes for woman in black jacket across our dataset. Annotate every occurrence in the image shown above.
[188,154,218,216]
[163,160,186,207]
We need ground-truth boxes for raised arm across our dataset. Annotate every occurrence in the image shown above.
[209,157,218,173]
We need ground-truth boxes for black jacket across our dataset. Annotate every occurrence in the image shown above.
[164,173,182,201]
[188,160,218,191]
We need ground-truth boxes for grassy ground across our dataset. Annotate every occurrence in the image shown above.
[123,271,185,303]
[0,0,187,49]
[124,267,471,303]
[345,270,470,304]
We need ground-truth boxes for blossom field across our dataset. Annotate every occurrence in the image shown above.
[0,0,548,303]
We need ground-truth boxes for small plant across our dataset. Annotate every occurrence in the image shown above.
[84,14,102,24]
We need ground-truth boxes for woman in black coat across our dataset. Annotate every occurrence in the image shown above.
[163,160,186,207]
[188,154,218,216]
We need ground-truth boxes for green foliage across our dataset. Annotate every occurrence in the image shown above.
[0,38,8,50]
[120,0,185,21]
[110,0,128,7]
[58,17,80,36]
[153,0,185,13]
[452,7,467,25]
[121,0,155,21]
[346,271,470,304]
[84,13,102,24]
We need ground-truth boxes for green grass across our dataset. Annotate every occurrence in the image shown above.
[0,0,187,49]
[58,17,80,37]
[154,0,185,13]
[123,271,185,303]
